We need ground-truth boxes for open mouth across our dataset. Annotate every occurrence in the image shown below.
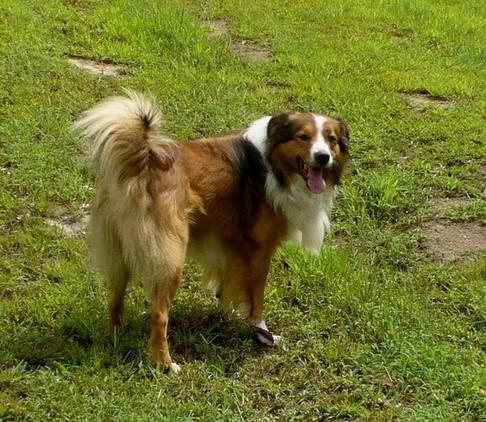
[297,157,326,194]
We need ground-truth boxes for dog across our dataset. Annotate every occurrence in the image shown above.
[74,91,350,373]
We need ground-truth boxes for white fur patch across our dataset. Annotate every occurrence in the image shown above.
[311,114,333,166]
[243,115,272,155]
[266,173,335,254]
[253,320,269,330]
[169,362,181,374]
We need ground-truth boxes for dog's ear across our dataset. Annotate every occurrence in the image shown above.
[267,112,293,144]
[265,112,293,186]
[335,117,350,155]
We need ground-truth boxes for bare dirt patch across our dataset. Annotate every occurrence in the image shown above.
[265,81,289,93]
[331,234,348,248]
[68,56,120,76]
[233,40,272,62]
[61,0,91,10]
[400,150,416,160]
[201,19,272,62]
[430,196,471,218]
[46,206,89,238]
[403,90,452,112]
[202,19,230,37]
[422,219,486,263]
[390,27,413,41]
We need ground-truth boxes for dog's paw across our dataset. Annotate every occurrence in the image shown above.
[152,355,181,374]
[256,327,281,347]
[169,362,181,374]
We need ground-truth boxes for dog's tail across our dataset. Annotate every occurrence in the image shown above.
[73,90,177,182]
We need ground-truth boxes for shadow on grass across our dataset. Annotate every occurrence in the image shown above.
[169,305,269,373]
[3,298,267,373]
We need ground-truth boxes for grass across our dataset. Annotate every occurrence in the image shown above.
[1,0,485,420]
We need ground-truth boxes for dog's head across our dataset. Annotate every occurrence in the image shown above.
[264,112,350,193]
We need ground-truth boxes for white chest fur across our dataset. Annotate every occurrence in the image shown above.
[266,174,335,254]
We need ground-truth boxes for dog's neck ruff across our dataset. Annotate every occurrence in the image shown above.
[265,173,335,254]
[244,116,335,254]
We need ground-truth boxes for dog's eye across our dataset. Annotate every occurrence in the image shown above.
[328,134,337,143]
[297,133,310,141]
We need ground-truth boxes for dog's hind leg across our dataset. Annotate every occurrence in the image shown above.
[101,237,130,344]
[148,266,183,374]
[145,225,188,374]
[89,210,131,345]
[107,258,130,346]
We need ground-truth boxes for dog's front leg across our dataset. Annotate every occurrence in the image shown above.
[228,248,281,346]
[246,266,281,346]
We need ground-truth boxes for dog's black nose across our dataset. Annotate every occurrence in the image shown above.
[314,152,330,167]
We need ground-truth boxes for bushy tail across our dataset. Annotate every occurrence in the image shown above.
[73,90,175,182]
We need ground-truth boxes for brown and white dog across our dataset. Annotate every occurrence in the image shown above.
[75,91,350,373]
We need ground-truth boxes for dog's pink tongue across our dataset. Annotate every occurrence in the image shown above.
[306,167,325,194]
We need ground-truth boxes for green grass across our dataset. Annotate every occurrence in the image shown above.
[1,0,485,420]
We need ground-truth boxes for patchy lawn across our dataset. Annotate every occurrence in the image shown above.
[1,0,485,420]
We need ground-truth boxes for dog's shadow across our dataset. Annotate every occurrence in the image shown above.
[117,302,267,372]
[169,305,267,367]
[5,293,268,372]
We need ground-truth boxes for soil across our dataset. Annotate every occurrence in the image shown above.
[422,219,486,263]
[46,207,89,238]
[68,56,120,76]
[202,19,230,37]
[202,19,272,62]
[403,90,452,112]
[232,40,272,62]
[430,196,471,218]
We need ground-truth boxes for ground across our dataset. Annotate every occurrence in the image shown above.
[0,0,485,420]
